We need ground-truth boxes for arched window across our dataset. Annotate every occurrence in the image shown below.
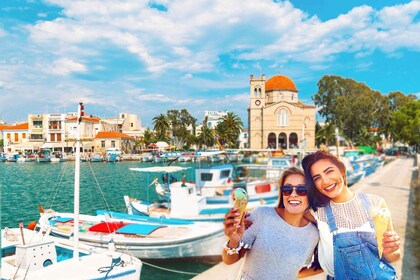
[255,117,262,128]
[254,87,262,98]
[289,133,298,149]
[277,109,289,126]
[267,133,276,149]
[278,133,287,149]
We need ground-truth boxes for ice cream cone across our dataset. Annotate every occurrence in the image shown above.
[233,188,248,230]
[370,207,391,259]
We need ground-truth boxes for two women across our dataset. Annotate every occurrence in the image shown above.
[223,167,321,279]
[302,150,400,279]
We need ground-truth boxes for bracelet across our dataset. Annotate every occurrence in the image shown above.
[223,240,244,255]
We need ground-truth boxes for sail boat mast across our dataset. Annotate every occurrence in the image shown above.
[73,102,84,258]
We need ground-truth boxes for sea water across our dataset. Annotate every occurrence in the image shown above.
[0,161,217,279]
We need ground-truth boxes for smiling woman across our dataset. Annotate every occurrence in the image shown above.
[302,150,401,279]
[222,167,322,279]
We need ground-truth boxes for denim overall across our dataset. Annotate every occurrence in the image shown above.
[325,193,397,280]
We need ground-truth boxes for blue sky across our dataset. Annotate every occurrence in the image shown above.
[0,0,419,128]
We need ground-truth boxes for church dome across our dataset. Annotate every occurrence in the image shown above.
[265,75,297,92]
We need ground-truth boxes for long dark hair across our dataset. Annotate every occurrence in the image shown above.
[277,166,305,208]
[301,150,347,211]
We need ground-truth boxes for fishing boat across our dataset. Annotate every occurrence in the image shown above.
[90,153,104,162]
[36,149,52,163]
[50,151,68,163]
[1,226,142,279]
[106,148,122,162]
[6,152,20,162]
[1,102,142,279]
[0,153,6,162]
[36,209,224,260]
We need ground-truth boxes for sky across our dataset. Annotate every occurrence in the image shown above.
[0,0,419,128]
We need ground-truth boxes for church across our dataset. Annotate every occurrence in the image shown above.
[247,74,316,150]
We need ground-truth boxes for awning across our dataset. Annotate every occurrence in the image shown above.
[10,142,43,150]
[41,142,65,148]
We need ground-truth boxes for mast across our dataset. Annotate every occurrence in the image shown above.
[73,102,84,258]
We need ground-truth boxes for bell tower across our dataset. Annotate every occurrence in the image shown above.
[249,74,266,149]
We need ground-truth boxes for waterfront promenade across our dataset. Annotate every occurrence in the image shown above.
[193,156,418,279]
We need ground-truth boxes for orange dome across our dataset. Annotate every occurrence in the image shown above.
[265,75,297,92]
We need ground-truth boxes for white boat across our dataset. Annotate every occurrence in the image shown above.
[17,155,35,162]
[50,151,68,162]
[37,209,225,260]
[106,148,122,162]
[1,102,142,279]
[0,153,6,162]
[141,152,154,162]
[90,153,104,162]
[1,227,142,279]
[6,152,20,162]
[36,149,52,162]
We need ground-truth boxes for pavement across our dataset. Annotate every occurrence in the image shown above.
[193,156,418,280]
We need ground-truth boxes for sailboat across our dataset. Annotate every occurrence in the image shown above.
[1,102,142,279]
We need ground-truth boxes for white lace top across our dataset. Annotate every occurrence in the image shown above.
[310,192,384,277]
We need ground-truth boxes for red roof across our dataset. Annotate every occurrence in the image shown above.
[0,122,29,131]
[96,131,133,139]
[265,75,297,92]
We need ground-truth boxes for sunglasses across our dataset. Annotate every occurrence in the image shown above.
[280,184,308,196]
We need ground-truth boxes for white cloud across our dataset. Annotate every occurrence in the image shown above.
[47,58,87,75]
[29,0,420,72]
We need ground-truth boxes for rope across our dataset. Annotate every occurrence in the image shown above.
[48,164,67,209]
[142,261,199,275]
[87,162,111,211]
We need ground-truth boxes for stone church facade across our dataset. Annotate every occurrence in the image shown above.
[247,74,316,150]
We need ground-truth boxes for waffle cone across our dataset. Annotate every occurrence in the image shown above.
[234,198,248,227]
[370,208,391,259]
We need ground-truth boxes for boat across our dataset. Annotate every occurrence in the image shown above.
[1,102,142,279]
[106,148,122,162]
[0,153,6,162]
[6,152,20,162]
[36,148,52,162]
[90,153,104,162]
[50,151,68,162]
[1,226,142,279]
[141,152,153,162]
[17,154,35,162]
[37,209,224,260]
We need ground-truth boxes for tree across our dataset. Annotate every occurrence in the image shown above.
[390,100,420,147]
[315,122,336,147]
[166,109,196,149]
[197,117,214,149]
[215,112,243,148]
[312,75,412,146]
[142,128,155,147]
[152,114,170,141]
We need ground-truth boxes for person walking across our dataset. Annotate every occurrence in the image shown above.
[223,167,322,279]
[302,150,400,279]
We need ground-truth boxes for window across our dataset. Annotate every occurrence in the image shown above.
[14,133,18,142]
[131,123,133,128]
[101,141,105,148]
[220,170,231,179]
[111,140,115,148]
[7,133,11,139]
[277,109,289,126]
[201,173,213,181]
[51,134,56,141]
[22,133,26,139]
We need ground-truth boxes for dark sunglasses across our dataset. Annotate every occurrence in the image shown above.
[280,184,308,196]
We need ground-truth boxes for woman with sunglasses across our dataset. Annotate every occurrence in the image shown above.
[302,150,400,279]
[222,167,322,279]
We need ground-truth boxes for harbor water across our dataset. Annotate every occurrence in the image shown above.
[0,161,218,279]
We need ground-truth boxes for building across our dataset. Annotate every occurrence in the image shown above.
[0,122,31,152]
[248,74,316,151]
[204,110,228,129]
[94,131,135,154]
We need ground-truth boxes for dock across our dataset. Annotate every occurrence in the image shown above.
[193,156,419,279]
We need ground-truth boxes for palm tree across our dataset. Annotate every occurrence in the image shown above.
[197,117,215,149]
[220,112,243,148]
[153,114,170,141]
